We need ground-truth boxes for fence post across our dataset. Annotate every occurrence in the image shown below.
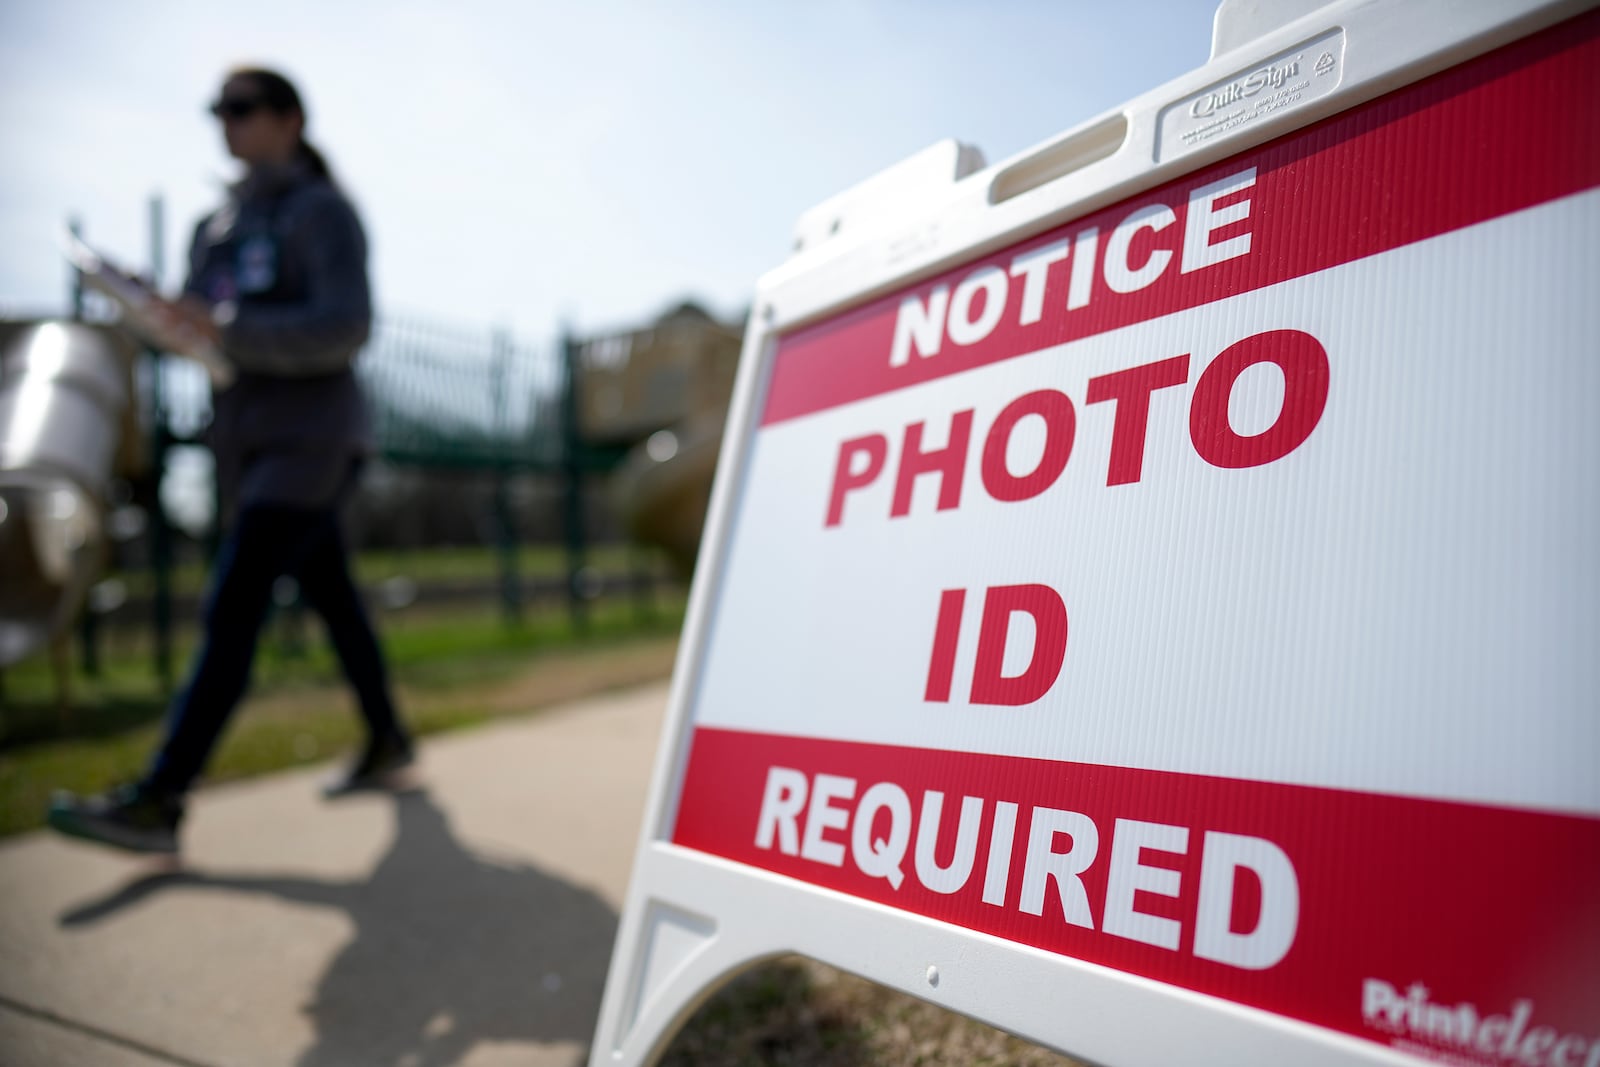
[65,219,104,680]
[629,543,656,626]
[560,329,589,633]
[146,196,175,692]
[147,388,174,692]
[491,328,522,624]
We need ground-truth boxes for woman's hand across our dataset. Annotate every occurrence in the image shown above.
[150,295,222,349]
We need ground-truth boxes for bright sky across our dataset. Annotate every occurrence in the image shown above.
[0,1,1219,342]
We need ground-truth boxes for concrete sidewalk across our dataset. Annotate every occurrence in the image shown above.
[0,682,670,1067]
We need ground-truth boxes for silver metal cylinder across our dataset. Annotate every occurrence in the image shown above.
[0,321,137,666]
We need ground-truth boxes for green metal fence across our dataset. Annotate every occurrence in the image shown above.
[130,313,598,688]
[362,316,566,472]
[60,202,642,689]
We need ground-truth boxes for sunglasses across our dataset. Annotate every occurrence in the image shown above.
[209,97,266,120]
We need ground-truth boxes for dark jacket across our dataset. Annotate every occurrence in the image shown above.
[185,160,373,514]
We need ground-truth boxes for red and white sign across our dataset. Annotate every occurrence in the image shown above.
[596,6,1600,1066]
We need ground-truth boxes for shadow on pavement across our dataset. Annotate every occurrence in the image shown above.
[60,790,618,1066]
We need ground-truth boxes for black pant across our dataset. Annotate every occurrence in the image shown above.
[146,504,403,796]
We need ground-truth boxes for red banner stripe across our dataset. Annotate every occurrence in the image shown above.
[761,10,1600,427]
[672,726,1600,1061]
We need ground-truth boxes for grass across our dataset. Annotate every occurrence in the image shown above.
[111,542,670,598]
[0,593,686,838]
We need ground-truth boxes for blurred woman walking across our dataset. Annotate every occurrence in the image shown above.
[49,67,413,854]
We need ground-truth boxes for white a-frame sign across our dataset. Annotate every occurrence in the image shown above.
[593,1,1600,1064]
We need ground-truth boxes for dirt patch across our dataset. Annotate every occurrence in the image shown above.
[662,956,1085,1067]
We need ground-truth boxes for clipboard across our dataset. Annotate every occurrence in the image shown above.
[62,229,236,389]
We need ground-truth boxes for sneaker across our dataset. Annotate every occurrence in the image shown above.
[321,731,415,798]
[47,784,182,854]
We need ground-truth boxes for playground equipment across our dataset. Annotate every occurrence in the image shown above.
[582,303,741,576]
[611,414,723,576]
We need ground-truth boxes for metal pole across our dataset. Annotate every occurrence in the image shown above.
[491,328,521,624]
[65,219,101,678]
[147,195,174,691]
[492,470,521,624]
[150,197,165,285]
[78,595,100,678]
[629,543,656,625]
[560,330,588,633]
[68,217,85,320]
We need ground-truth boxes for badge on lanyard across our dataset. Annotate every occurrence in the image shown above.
[236,234,278,294]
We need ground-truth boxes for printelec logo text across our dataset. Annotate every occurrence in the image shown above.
[1362,979,1599,1067]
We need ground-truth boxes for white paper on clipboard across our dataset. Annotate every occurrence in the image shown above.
[62,230,236,389]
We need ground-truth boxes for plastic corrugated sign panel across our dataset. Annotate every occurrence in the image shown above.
[592,2,1599,1064]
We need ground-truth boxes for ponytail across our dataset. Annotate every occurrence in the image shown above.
[297,138,333,182]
